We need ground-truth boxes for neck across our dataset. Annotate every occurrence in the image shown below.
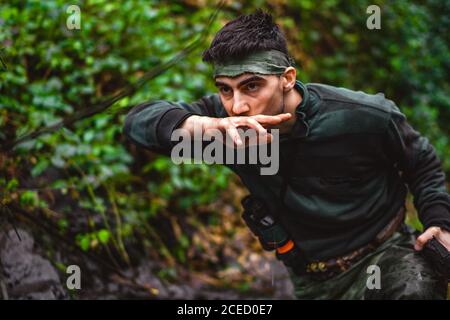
[278,86,302,134]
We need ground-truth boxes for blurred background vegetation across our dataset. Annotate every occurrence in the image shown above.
[0,0,448,298]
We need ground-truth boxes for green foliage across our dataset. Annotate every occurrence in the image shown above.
[0,0,231,265]
[145,158,231,209]
[19,190,39,207]
[75,228,111,251]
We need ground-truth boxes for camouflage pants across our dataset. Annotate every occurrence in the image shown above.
[288,228,448,300]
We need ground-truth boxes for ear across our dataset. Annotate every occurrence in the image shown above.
[281,67,297,92]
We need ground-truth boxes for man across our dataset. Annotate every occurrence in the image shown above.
[123,10,450,299]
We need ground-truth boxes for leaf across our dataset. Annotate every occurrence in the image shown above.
[19,190,39,207]
[97,229,110,244]
[78,235,90,252]
[31,159,49,177]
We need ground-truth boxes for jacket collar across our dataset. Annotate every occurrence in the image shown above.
[286,80,313,139]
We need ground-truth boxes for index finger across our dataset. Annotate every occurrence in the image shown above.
[251,113,292,125]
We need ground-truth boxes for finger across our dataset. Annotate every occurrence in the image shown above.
[251,114,287,123]
[233,117,267,135]
[226,126,243,146]
[238,119,274,146]
[259,132,273,144]
[414,227,440,251]
[277,113,292,121]
[252,113,292,125]
[240,118,267,135]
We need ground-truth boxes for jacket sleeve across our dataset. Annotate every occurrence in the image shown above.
[385,109,450,231]
[123,94,224,155]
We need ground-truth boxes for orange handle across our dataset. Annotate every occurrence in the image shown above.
[276,239,294,254]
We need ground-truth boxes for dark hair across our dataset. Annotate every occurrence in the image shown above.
[202,9,289,64]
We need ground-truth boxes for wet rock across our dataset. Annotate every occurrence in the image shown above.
[0,228,67,300]
[130,256,294,300]
[269,260,295,300]
[134,263,169,297]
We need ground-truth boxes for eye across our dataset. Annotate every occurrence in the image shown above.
[219,86,232,95]
[246,82,259,92]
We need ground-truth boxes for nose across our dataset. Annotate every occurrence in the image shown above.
[232,93,250,116]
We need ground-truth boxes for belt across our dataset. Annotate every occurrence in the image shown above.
[304,206,406,280]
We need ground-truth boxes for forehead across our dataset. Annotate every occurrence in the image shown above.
[214,73,272,87]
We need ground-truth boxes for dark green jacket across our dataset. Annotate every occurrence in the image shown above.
[123,81,450,260]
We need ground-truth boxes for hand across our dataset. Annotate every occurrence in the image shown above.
[182,113,292,147]
[414,226,450,251]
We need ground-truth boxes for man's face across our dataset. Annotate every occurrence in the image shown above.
[214,73,285,117]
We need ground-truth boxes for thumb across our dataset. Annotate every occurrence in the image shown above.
[414,227,440,251]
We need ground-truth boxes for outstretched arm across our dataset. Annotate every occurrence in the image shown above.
[385,109,450,250]
[123,94,291,154]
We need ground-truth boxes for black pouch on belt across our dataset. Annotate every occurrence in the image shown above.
[241,195,308,275]
[241,195,289,251]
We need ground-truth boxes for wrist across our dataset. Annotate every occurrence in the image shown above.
[186,115,220,133]
[179,115,200,132]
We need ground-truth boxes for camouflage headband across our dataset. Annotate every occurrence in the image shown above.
[213,49,294,78]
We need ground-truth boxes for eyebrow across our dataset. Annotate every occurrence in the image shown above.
[215,75,265,88]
